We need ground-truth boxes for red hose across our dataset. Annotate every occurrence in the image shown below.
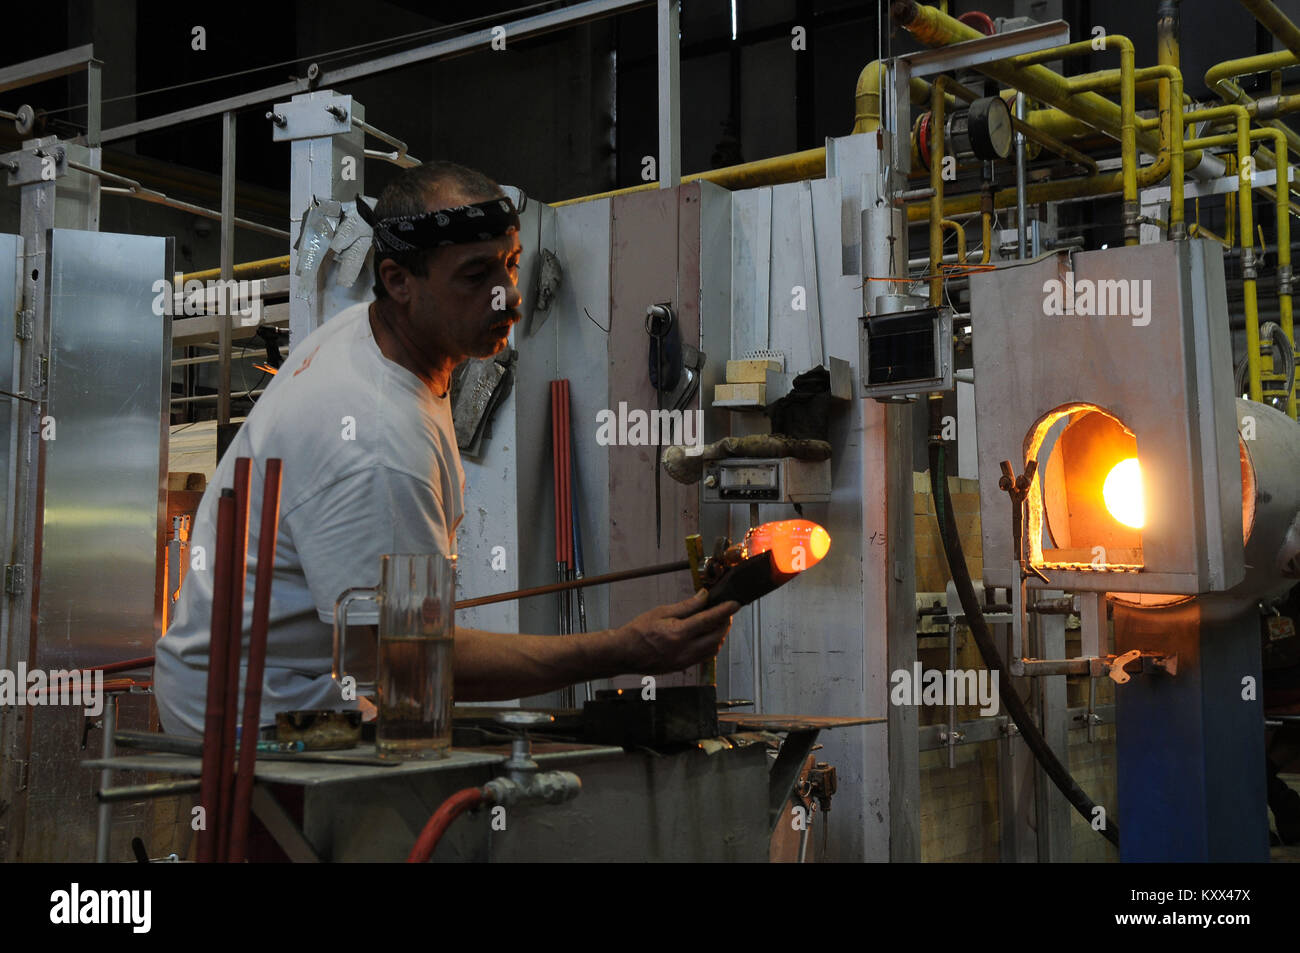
[957,10,996,36]
[406,787,487,863]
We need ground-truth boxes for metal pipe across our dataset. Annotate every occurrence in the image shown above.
[1012,35,1137,241]
[173,349,286,368]
[1185,105,1263,401]
[98,779,203,804]
[909,61,1184,226]
[551,148,826,206]
[927,75,1098,175]
[91,182,289,240]
[891,1,1171,161]
[938,219,966,264]
[182,256,290,283]
[1015,92,1028,257]
[94,694,117,862]
[853,58,938,134]
[364,148,420,169]
[1205,50,1300,166]
[1068,65,1185,239]
[981,186,993,264]
[1187,120,1296,412]
[170,388,265,405]
[1239,0,1300,60]
[454,559,691,610]
[930,77,947,304]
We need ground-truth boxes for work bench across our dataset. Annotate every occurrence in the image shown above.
[84,712,877,861]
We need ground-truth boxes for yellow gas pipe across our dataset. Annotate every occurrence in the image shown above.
[1204,50,1300,168]
[1238,0,1300,60]
[1184,106,1264,402]
[1012,36,1140,243]
[907,63,1183,225]
[1066,64,1185,240]
[1186,119,1297,414]
[891,1,1169,159]
[939,220,967,266]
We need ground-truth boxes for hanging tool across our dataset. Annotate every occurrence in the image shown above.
[570,428,593,703]
[646,304,680,548]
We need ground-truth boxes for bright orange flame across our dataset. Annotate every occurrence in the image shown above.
[742,519,831,574]
[1103,457,1144,529]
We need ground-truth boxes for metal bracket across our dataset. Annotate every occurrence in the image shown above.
[1108,648,1142,685]
[894,20,1071,78]
[2,140,67,186]
[15,308,32,341]
[5,563,25,596]
[269,92,355,143]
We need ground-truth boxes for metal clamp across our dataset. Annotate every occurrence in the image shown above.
[1107,649,1142,685]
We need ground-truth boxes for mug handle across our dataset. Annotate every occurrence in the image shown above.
[333,586,378,683]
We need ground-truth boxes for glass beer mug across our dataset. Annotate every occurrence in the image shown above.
[333,554,456,760]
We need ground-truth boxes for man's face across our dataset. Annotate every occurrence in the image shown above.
[379,193,524,363]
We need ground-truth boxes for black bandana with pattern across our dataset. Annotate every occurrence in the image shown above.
[355,194,520,261]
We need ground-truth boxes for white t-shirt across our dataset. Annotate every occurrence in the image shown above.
[153,302,466,737]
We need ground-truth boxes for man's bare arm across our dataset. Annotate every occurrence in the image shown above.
[453,590,739,701]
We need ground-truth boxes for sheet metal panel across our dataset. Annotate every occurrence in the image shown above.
[0,234,21,670]
[38,229,170,668]
[969,241,1244,594]
[605,187,699,689]
[723,137,902,861]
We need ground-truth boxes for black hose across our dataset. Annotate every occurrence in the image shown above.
[928,421,1120,849]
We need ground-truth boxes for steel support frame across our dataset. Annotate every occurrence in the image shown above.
[99,0,655,145]
[0,142,101,862]
[657,0,680,189]
[880,24,1077,863]
[281,91,367,347]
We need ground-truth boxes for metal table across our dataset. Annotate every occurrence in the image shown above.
[85,714,879,861]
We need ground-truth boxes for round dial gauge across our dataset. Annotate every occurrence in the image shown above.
[968,95,1013,160]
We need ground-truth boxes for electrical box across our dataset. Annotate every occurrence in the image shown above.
[859,305,953,400]
[701,458,831,504]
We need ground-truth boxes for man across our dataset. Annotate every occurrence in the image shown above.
[154,161,737,736]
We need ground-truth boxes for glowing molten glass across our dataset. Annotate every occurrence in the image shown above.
[742,520,831,574]
[1103,457,1144,529]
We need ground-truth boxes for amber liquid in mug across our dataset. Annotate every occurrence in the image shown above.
[376,634,454,759]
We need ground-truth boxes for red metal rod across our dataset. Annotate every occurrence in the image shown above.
[407,787,486,863]
[229,458,282,864]
[84,656,155,675]
[197,490,235,864]
[217,457,252,862]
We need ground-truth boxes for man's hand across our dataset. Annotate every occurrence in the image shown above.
[614,590,740,675]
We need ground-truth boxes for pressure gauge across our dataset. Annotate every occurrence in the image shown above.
[951,95,1014,161]
[915,95,1014,171]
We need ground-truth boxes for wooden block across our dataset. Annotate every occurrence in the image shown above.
[713,382,766,404]
[726,358,782,383]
